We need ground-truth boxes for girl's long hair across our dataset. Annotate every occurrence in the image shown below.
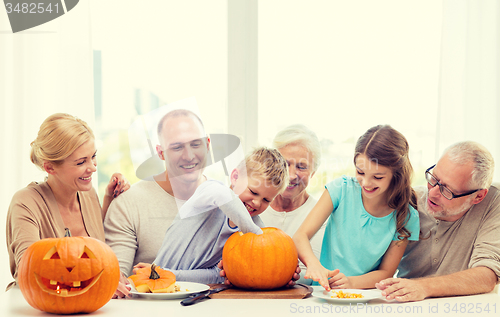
[354,125,417,241]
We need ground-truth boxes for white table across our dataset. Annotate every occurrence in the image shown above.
[2,285,499,317]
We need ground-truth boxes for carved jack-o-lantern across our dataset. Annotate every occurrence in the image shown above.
[18,229,120,314]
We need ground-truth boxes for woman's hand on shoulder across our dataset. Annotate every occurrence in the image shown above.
[105,173,130,199]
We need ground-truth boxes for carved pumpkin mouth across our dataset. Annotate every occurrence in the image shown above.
[34,270,104,297]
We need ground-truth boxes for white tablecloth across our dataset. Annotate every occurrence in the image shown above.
[2,285,499,317]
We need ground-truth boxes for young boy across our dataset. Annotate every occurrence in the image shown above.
[134,147,288,284]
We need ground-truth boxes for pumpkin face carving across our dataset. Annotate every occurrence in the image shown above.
[18,229,120,314]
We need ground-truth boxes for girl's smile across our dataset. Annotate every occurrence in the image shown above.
[355,154,394,215]
[362,186,379,194]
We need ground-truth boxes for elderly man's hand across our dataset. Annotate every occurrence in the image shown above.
[375,278,428,302]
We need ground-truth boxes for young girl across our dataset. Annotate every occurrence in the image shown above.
[293,125,420,290]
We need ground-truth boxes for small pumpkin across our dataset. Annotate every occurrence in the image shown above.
[17,228,120,314]
[128,264,176,293]
[222,227,298,290]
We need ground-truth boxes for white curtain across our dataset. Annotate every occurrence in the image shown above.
[436,0,500,181]
[0,2,94,284]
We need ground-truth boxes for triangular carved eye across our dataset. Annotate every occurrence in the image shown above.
[79,246,96,259]
[43,246,59,260]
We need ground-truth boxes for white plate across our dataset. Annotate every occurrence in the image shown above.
[312,289,382,303]
[129,281,210,300]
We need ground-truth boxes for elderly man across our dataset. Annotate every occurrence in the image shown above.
[104,109,211,296]
[376,141,500,302]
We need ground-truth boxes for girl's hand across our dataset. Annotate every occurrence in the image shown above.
[304,264,339,291]
[105,173,130,199]
[328,271,352,289]
[132,262,150,274]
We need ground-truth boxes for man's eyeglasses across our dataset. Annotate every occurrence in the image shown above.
[425,165,481,200]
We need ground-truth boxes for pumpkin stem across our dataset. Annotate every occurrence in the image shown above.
[149,264,161,280]
[64,228,72,237]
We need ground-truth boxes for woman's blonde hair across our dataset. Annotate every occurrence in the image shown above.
[354,125,416,241]
[30,113,94,169]
[237,147,289,194]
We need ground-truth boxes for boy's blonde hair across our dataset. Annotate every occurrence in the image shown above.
[237,147,289,194]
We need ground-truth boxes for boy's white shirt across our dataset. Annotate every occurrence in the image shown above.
[178,178,263,235]
[153,179,264,283]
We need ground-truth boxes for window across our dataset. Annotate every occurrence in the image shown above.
[90,0,228,195]
[90,0,443,198]
[258,0,442,197]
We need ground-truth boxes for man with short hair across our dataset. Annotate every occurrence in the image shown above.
[104,109,210,297]
[153,109,210,201]
[376,141,500,302]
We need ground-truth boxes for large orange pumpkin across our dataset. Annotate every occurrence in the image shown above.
[17,229,120,314]
[222,227,298,290]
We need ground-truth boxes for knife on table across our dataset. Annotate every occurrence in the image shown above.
[180,286,229,306]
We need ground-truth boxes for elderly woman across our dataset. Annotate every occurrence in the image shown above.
[6,113,130,289]
[260,124,326,285]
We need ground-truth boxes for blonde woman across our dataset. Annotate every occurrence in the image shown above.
[6,113,129,288]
